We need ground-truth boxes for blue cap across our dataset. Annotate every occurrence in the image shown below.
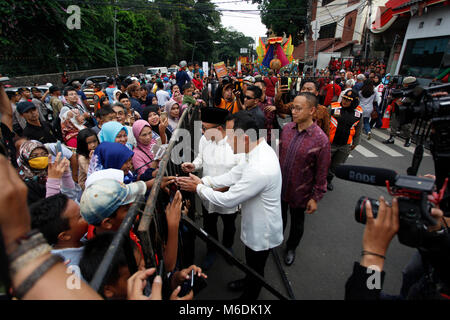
[80,179,147,225]
[164,77,169,82]
[16,101,36,114]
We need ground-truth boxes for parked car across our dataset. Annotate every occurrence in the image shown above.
[81,76,108,90]
[145,67,168,80]
[168,67,178,76]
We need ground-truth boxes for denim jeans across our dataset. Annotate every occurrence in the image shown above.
[363,117,371,134]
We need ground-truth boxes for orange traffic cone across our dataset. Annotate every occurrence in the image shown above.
[381,104,392,129]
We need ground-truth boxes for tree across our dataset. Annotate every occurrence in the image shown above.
[212,27,254,64]
[252,0,307,46]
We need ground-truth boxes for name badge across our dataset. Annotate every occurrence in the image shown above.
[355,111,361,118]
[334,109,341,116]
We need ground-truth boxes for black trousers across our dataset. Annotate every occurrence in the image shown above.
[240,246,270,300]
[202,205,237,252]
[281,200,306,251]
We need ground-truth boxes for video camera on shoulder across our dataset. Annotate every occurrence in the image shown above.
[336,165,449,248]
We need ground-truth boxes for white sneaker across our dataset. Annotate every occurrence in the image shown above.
[367,132,372,140]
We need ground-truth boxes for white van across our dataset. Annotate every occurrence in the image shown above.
[145,67,168,79]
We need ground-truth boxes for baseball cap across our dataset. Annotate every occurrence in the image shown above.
[85,169,124,189]
[16,101,36,114]
[80,179,147,225]
[130,77,139,81]
[403,76,417,85]
[179,60,187,68]
[243,76,255,84]
[163,77,169,82]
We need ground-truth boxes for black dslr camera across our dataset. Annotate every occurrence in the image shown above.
[336,165,449,248]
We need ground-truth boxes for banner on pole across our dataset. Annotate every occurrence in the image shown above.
[213,61,228,78]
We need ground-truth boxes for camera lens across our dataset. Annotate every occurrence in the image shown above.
[355,197,379,224]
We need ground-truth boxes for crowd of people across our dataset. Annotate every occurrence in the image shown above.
[0,56,449,301]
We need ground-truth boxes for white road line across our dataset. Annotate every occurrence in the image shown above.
[354,145,378,157]
[371,130,431,156]
[366,137,404,157]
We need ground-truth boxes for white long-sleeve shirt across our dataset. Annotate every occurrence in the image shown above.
[196,139,283,252]
[192,135,242,214]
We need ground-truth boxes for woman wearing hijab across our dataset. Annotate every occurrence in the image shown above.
[113,89,123,102]
[59,107,86,149]
[17,140,74,204]
[98,121,133,150]
[87,141,135,184]
[132,120,159,180]
[142,105,171,144]
[164,100,180,132]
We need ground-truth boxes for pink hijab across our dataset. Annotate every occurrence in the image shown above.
[132,120,157,157]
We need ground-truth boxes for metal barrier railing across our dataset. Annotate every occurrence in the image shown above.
[90,105,294,299]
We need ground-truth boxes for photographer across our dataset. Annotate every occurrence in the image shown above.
[345,196,450,300]
[383,76,423,147]
[214,78,243,114]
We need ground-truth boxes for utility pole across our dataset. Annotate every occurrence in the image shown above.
[304,0,313,71]
[365,0,372,62]
[113,0,119,76]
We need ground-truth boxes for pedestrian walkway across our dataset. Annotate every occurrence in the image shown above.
[348,129,432,158]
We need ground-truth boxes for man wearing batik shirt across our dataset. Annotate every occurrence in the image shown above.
[255,79,277,144]
[279,92,330,266]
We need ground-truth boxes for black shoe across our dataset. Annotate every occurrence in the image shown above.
[327,181,334,191]
[228,278,247,292]
[404,139,411,147]
[284,249,296,266]
[383,137,395,144]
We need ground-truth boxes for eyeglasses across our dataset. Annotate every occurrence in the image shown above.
[290,106,303,112]
[342,96,354,101]
[244,96,255,100]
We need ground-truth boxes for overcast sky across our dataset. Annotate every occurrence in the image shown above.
[212,0,268,44]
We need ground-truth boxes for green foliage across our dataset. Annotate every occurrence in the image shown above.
[0,0,255,76]
[252,0,307,46]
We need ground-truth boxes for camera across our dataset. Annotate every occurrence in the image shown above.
[336,165,448,248]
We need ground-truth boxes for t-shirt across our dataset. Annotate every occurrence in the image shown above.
[50,96,64,117]
[176,70,191,93]
[23,121,57,144]
[51,247,84,268]
[83,88,95,110]
[105,86,117,104]
[156,90,170,106]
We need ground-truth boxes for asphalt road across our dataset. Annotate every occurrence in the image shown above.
[192,128,435,300]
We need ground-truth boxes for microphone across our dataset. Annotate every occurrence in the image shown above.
[335,165,397,186]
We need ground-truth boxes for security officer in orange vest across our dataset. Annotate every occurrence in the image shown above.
[327,89,363,191]
[93,84,105,112]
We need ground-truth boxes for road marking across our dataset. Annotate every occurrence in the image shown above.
[354,145,378,157]
[371,130,431,156]
[366,137,404,157]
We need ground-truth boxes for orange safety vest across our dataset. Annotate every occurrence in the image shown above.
[94,91,105,110]
[329,102,363,145]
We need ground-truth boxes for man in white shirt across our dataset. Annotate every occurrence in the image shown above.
[178,111,283,300]
[181,107,242,270]
[156,81,170,106]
